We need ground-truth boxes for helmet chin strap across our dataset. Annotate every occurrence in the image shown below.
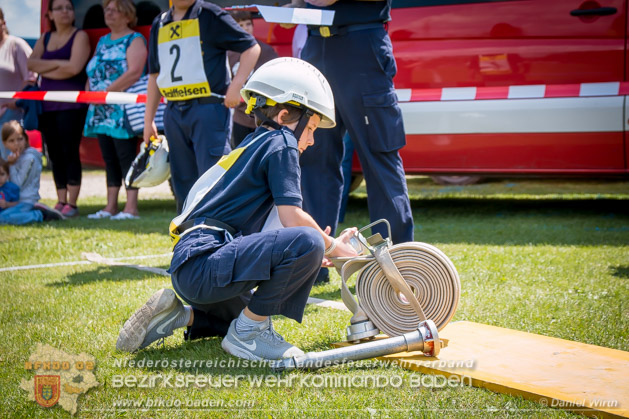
[254,107,315,140]
[292,108,314,140]
[253,108,282,130]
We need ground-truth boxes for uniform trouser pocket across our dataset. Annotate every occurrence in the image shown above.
[362,89,406,153]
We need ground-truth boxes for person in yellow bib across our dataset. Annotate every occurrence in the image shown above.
[142,0,260,213]
[117,58,359,361]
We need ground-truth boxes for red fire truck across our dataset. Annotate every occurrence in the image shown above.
[40,0,628,180]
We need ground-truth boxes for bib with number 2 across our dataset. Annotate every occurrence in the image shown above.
[157,18,211,101]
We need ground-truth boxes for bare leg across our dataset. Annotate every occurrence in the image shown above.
[104,186,120,214]
[56,188,67,205]
[122,188,139,216]
[67,184,81,207]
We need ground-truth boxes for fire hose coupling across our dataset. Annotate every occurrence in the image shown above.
[346,320,379,343]
[271,320,441,372]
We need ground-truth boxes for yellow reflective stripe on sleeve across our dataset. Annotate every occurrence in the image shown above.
[169,221,181,246]
[169,131,270,245]
[217,147,245,170]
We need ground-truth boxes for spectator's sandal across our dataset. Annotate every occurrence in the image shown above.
[87,210,113,219]
[111,212,140,220]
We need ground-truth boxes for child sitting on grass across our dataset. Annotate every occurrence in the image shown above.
[0,120,64,224]
[0,159,20,211]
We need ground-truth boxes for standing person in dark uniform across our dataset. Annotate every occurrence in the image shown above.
[227,10,278,148]
[300,0,414,283]
[142,0,260,213]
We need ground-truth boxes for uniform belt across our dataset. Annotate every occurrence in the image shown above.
[169,96,224,106]
[308,23,384,38]
[177,218,237,236]
[191,96,224,105]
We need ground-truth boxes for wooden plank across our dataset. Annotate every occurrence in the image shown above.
[337,321,629,418]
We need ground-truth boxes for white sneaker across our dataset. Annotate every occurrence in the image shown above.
[221,318,304,361]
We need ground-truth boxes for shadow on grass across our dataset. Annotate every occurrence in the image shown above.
[26,194,629,247]
[46,265,167,287]
[121,336,278,374]
[610,265,629,279]
[343,196,629,246]
[39,199,177,235]
[126,333,345,371]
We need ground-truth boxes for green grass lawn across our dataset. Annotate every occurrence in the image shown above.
[1,177,628,418]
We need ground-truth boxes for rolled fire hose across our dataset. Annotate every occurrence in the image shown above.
[356,242,460,335]
[272,220,459,372]
[333,220,461,341]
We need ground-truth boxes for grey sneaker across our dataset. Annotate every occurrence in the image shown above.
[116,289,184,352]
[61,204,79,218]
[221,318,304,361]
[34,203,65,221]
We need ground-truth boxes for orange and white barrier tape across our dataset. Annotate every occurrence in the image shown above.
[0,90,156,105]
[1,81,626,105]
[395,81,629,102]
[0,90,230,104]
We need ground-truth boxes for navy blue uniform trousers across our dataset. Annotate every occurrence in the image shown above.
[164,100,232,213]
[300,27,414,244]
[171,227,324,339]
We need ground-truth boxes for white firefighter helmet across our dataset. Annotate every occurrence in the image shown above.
[125,135,170,188]
[240,57,336,128]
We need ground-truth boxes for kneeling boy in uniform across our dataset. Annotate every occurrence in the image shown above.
[117,57,358,360]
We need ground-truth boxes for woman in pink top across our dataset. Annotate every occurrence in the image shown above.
[0,8,36,159]
[28,0,90,218]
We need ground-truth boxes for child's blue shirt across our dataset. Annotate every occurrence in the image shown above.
[9,147,42,204]
[170,126,302,273]
[0,181,20,211]
[186,126,302,234]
